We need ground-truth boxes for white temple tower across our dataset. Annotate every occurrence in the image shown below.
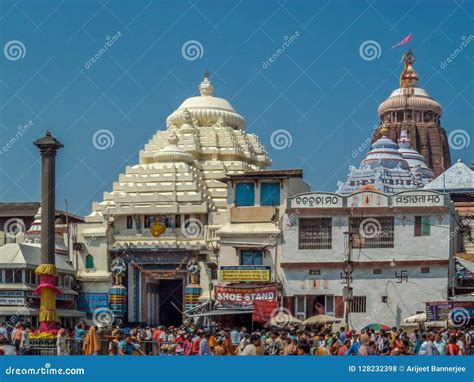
[72,74,271,325]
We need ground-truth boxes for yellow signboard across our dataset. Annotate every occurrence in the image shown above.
[219,266,271,282]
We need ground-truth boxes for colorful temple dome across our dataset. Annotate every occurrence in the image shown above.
[397,129,434,183]
[166,73,246,130]
[337,131,430,195]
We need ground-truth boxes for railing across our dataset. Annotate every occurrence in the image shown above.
[26,339,180,356]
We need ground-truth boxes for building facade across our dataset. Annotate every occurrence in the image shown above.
[281,189,457,329]
[71,74,272,326]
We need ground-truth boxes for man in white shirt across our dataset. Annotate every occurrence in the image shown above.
[239,334,261,356]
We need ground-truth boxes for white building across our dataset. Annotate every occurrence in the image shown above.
[71,74,271,325]
[281,188,458,329]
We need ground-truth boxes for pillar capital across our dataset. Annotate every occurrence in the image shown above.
[34,129,63,156]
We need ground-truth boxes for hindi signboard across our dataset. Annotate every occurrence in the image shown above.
[425,300,453,321]
[392,191,444,207]
[219,266,271,282]
[214,284,277,309]
[290,193,343,209]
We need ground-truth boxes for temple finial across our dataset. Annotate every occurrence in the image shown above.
[199,71,213,96]
[400,48,418,88]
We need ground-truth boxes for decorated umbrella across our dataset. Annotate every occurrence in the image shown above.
[302,314,341,326]
[362,323,392,331]
[403,313,426,324]
[268,312,302,327]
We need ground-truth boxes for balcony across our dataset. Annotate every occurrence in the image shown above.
[229,206,278,223]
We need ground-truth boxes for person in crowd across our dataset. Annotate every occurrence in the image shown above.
[118,335,145,356]
[57,328,69,356]
[83,326,101,355]
[239,333,260,356]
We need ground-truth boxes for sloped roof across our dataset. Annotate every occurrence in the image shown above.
[0,243,75,272]
[424,160,474,192]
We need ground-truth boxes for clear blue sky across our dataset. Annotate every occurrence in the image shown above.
[0,0,472,216]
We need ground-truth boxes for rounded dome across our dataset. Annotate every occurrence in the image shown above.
[363,135,411,170]
[378,87,442,116]
[166,74,246,130]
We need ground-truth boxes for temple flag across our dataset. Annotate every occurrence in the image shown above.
[392,33,412,49]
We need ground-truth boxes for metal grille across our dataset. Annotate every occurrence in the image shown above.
[298,218,332,249]
[349,296,367,313]
[352,216,394,248]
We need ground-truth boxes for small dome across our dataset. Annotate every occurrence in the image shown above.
[153,133,195,164]
[166,73,246,130]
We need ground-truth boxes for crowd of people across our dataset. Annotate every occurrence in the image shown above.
[0,320,472,356]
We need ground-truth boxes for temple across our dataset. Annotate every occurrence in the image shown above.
[73,74,271,325]
[372,49,451,176]
[337,128,434,195]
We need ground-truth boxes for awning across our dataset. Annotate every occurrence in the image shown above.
[457,257,474,273]
[0,307,86,317]
[189,309,253,318]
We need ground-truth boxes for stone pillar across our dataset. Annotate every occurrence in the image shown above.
[33,130,63,332]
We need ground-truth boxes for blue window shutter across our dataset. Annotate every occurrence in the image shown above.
[85,254,94,269]
[240,250,263,265]
[260,182,280,206]
[235,183,255,206]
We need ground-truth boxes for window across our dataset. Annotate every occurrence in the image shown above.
[260,182,280,206]
[352,217,394,248]
[415,216,431,236]
[144,215,155,229]
[4,269,22,283]
[235,183,255,206]
[240,250,263,266]
[298,218,332,249]
[25,269,34,284]
[85,254,94,270]
[350,296,367,313]
[421,267,430,274]
[309,269,321,276]
[373,269,382,275]
[294,295,337,319]
[295,296,306,321]
[126,216,133,229]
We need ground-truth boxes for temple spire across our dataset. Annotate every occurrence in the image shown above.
[400,48,418,88]
[199,71,213,96]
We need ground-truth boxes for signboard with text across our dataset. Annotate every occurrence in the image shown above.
[392,191,444,207]
[214,284,277,309]
[219,266,271,282]
[290,192,343,209]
